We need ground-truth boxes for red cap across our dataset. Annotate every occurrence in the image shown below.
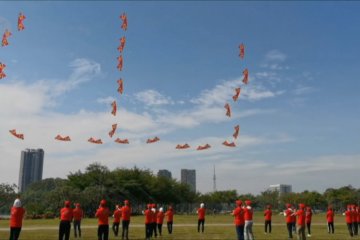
[100,199,107,206]
[245,200,252,206]
[124,200,129,205]
[76,203,81,207]
[236,200,242,206]
[147,204,152,208]
[64,201,71,207]
[286,203,292,208]
[299,203,305,209]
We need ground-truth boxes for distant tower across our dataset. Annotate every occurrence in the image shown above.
[181,169,196,192]
[18,149,44,192]
[213,165,217,192]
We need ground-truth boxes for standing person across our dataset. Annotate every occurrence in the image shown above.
[73,203,84,238]
[284,203,294,239]
[244,200,254,240]
[165,205,174,234]
[295,203,306,240]
[352,205,358,236]
[157,207,165,236]
[121,200,131,240]
[59,200,73,240]
[150,204,158,238]
[112,204,122,237]
[197,203,206,233]
[326,206,335,234]
[95,199,110,240]
[143,204,152,240]
[356,205,360,236]
[264,205,272,234]
[232,200,245,240]
[9,198,25,240]
[291,205,297,233]
[305,206,312,237]
[344,204,354,237]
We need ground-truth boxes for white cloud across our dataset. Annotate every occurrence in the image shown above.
[265,49,287,62]
[293,86,315,95]
[97,96,116,105]
[134,89,174,106]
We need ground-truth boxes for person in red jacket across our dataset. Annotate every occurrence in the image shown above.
[59,200,73,240]
[150,203,158,237]
[112,204,122,237]
[284,203,294,239]
[9,198,25,240]
[95,199,110,240]
[305,206,312,237]
[295,203,306,240]
[232,200,244,240]
[326,206,335,234]
[343,204,354,237]
[73,203,83,238]
[197,203,206,233]
[355,205,360,236]
[121,200,131,240]
[352,205,358,236]
[264,205,272,234]
[244,200,254,240]
[165,205,174,234]
[157,207,165,236]
[143,204,152,240]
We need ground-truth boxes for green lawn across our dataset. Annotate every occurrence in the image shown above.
[0,213,357,239]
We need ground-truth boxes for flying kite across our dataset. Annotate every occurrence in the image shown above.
[111,101,117,116]
[88,137,103,144]
[108,124,117,138]
[114,138,129,144]
[117,36,126,53]
[176,143,190,149]
[9,129,24,140]
[147,137,160,144]
[2,29,12,47]
[117,55,123,71]
[232,87,241,102]
[0,62,6,79]
[117,79,123,94]
[224,103,231,117]
[239,43,245,59]
[233,125,240,139]
[18,12,26,31]
[197,144,211,151]
[222,140,236,147]
[242,68,249,85]
[120,13,128,31]
[55,135,71,141]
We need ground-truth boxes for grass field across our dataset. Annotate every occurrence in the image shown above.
[0,212,357,240]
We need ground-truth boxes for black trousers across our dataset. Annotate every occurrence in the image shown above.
[157,223,163,236]
[286,223,293,238]
[122,220,130,239]
[347,223,354,237]
[265,220,271,233]
[59,220,71,240]
[112,222,120,236]
[354,221,359,235]
[74,220,81,238]
[327,222,334,233]
[98,224,109,240]
[150,222,157,237]
[9,227,21,240]
[306,222,311,235]
[145,223,151,239]
[198,219,205,233]
[167,221,173,234]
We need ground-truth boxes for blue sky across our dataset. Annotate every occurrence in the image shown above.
[0,2,359,194]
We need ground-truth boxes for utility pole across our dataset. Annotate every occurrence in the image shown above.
[213,165,217,192]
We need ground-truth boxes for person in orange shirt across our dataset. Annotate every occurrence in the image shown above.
[264,205,272,234]
[244,200,254,240]
[112,204,122,237]
[95,199,110,240]
[326,206,335,234]
[157,207,165,236]
[305,206,313,237]
[352,205,358,236]
[121,200,131,240]
[9,198,25,240]
[143,204,152,240]
[355,205,360,236]
[344,204,354,237]
[284,203,294,239]
[197,203,206,233]
[73,203,83,238]
[59,200,73,240]
[165,205,174,234]
[231,200,244,240]
[295,203,306,240]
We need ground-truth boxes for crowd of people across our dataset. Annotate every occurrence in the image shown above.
[7,197,360,240]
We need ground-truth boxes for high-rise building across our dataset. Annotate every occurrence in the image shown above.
[181,169,196,192]
[269,184,292,195]
[157,169,172,179]
[18,149,44,192]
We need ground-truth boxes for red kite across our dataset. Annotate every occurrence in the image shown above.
[114,138,129,144]
[120,13,128,31]
[197,144,211,151]
[55,135,71,141]
[239,43,245,59]
[108,124,117,138]
[242,68,249,85]
[18,12,26,31]
[147,137,160,144]
[9,129,24,140]
[223,140,236,147]
[176,143,190,149]
[0,62,6,79]
[117,79,123,94]
[111,101,117,116]
[117,55,123,71]
[2,29,12,47]
[233,125,240,139]
[224,103,231,117]
[117,36,126,53]
[232,87,241,102]
[88,137,103,144]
